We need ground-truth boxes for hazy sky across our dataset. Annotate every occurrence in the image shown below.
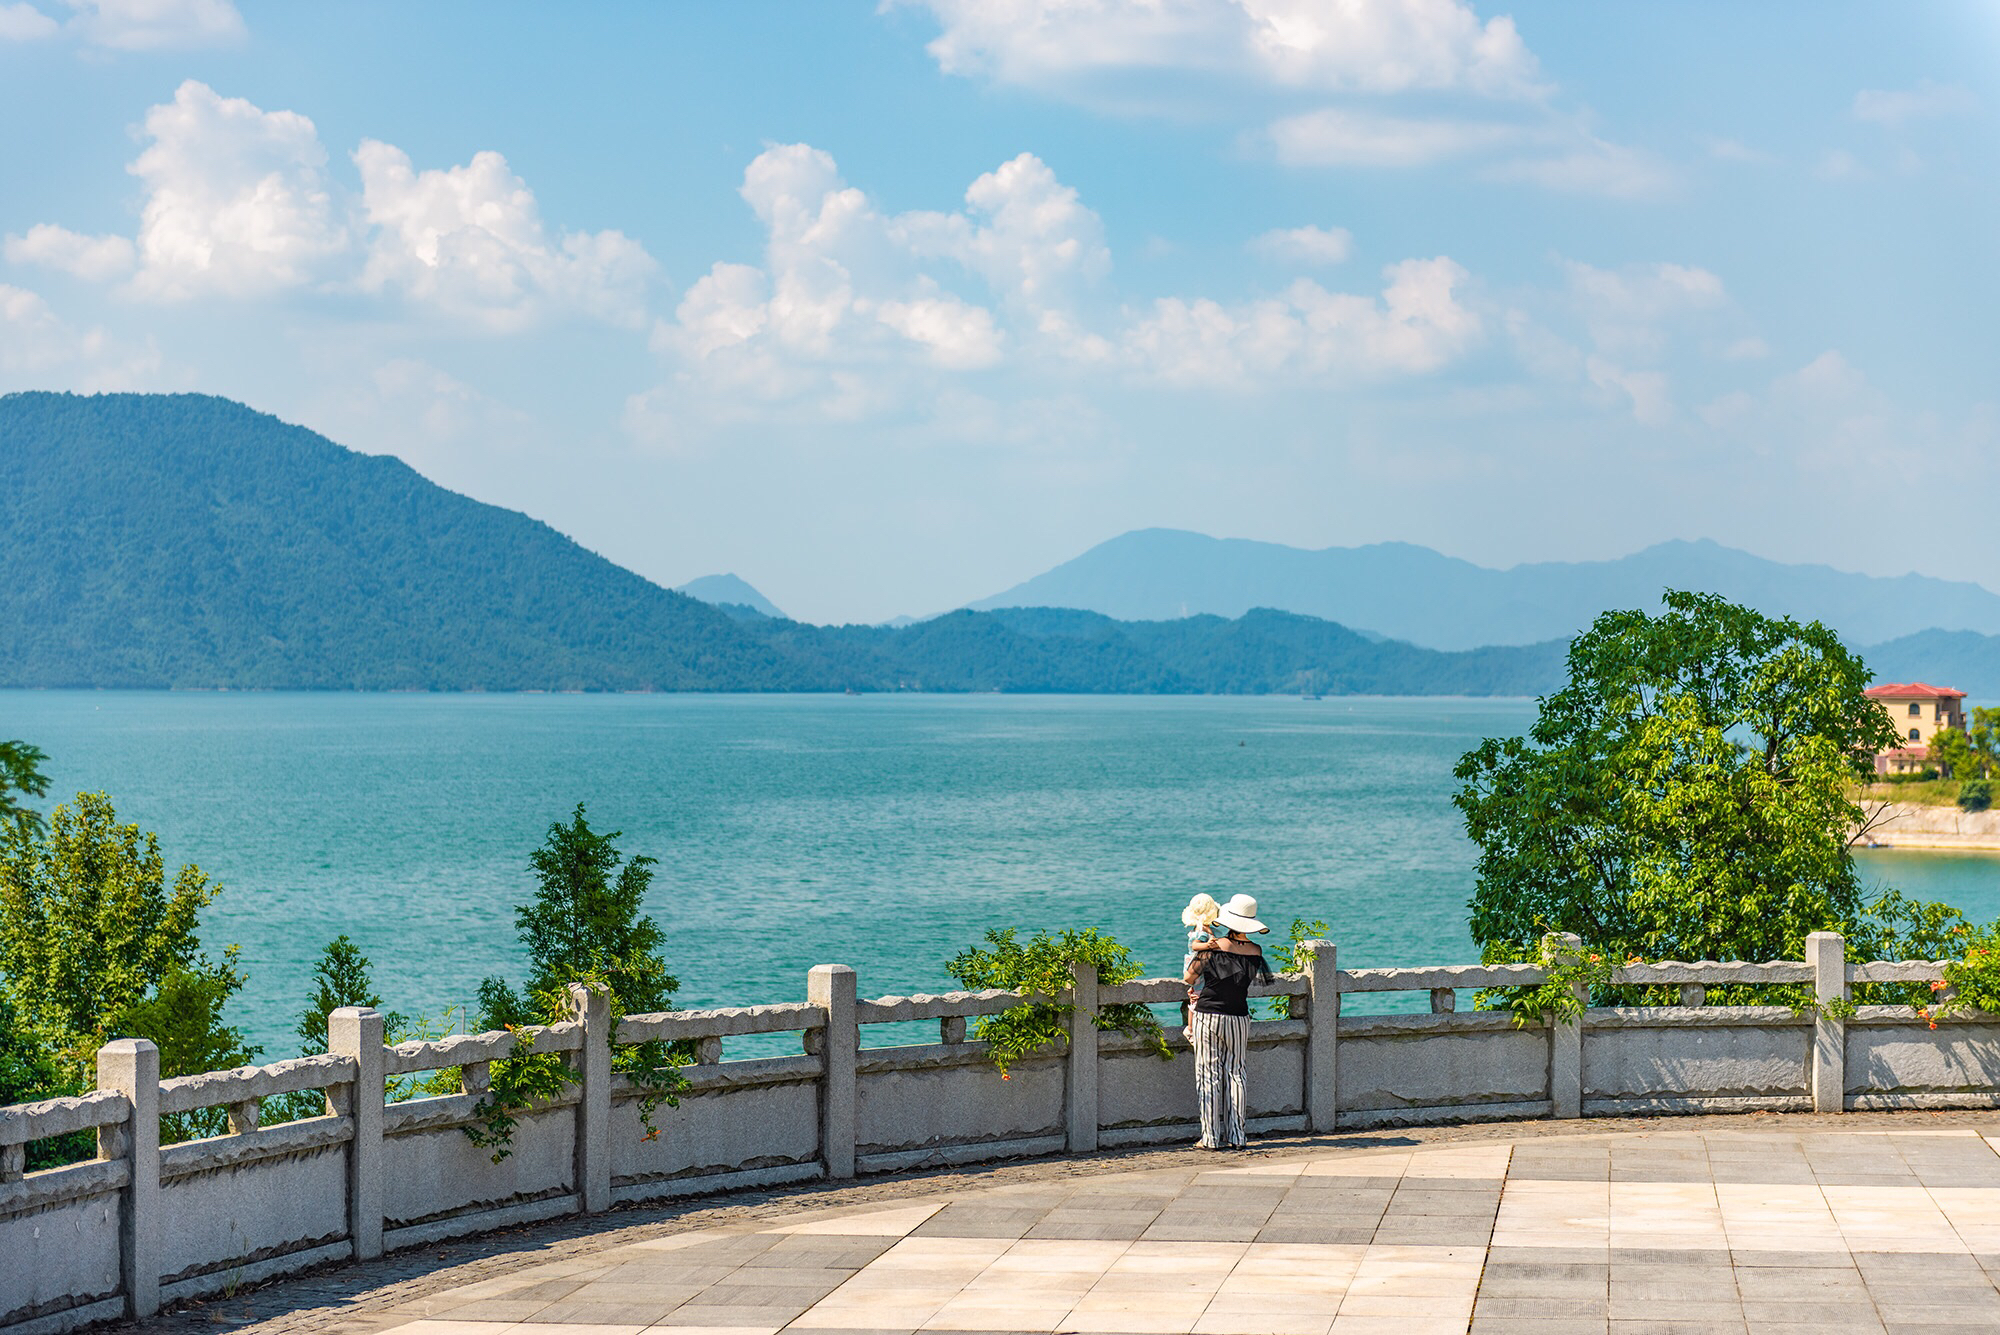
[3,2,1996,623]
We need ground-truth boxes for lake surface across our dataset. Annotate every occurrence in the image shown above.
[3,692,1996,1060]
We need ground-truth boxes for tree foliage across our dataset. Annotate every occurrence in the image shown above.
[0,791,249,1086]
[294,934,397,1056]
[0,739,48,839]
[1454,591,1901,973]
[470,806,683,1161]
[946,927,1169,1074]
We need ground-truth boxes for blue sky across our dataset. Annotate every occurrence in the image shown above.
[2,1,1996,623]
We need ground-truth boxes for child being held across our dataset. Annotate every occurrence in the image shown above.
[1182,893,1223,997]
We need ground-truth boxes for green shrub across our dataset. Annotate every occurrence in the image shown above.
[1960,779,1992,812]
[947,928,1169,1074]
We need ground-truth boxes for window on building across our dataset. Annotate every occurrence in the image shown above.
[1910,727,1922,741]
[1910,702,1922,716]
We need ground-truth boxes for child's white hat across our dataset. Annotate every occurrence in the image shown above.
[1181,893,1221,928]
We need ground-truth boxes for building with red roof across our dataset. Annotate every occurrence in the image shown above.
[1864,682,1968,775]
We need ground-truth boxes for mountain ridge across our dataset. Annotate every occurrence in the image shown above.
[970,528,2000,651]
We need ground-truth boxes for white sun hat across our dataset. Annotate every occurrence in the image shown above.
[1216,894,1268,934]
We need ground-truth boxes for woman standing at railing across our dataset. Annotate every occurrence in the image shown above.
[1183,894,1273,1150]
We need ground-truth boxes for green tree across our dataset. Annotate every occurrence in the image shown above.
[0,791,248,1086]
[470,806,684,1160]
[1970,707,2000,776]
[1929,727,1980,782]
[294,935,398,1056]
[478,804,677,1025]
[0,739,48,839]
[1454,591,1901,975]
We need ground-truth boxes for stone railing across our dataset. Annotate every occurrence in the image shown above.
[5,932,1997,1334]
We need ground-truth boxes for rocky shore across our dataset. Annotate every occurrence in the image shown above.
[1856,799,2000,851]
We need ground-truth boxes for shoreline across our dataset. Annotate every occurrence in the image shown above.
[1854,799,2000,853]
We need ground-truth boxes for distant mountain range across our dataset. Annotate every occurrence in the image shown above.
[2,392,1993,699]
[971,529,2000,653]
[0,392,1563,695]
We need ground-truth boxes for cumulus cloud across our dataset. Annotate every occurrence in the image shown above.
[903,0,1543,98]
[354,141,657,330]
[643,143,1481,429]
[1251,224,1353,265]
[1123,257,1480,385]
[64,0,244,49]
[656,143,1100,394]
[1853,80,1978,126]
[0,3,58,39]
[8,81,655,331]
[125,80,348,299]
[4,224,136,281]
[1266,108,1520,166]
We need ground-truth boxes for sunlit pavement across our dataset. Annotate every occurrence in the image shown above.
[335,1126,2000,1335]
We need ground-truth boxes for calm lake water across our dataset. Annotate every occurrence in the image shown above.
[4,691,1996,1060]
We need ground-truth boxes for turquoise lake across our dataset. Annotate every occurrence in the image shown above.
[4,691,1997,1060]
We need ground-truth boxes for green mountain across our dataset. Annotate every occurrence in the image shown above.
[0,391,1566,695]
[0,392,803,690]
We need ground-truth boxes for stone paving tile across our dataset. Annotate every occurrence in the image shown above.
[142,1121,2000,1335]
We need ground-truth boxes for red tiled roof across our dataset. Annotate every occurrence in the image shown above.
[1865,682,1966,700]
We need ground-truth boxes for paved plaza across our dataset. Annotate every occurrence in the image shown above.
[159,1122,2000,1335]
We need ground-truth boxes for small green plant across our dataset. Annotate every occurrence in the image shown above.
[947,928,1170,1075]
[1484,935,1618,1027]
[1959,779,1992,813]
[1264,917,1329,1017]
[1926,920,2000,1028]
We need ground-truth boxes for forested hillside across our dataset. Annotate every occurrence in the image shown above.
[0,392,1565,695]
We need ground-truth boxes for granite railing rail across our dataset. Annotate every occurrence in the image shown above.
[5,932,1998,1333]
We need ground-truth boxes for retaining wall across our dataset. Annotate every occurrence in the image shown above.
[3,934,1992,1332]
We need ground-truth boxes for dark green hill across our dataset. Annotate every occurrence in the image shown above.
[0,391,801,690]
[0,391,1568,695]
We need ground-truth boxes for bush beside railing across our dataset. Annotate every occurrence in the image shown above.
[6,934,2000,1334]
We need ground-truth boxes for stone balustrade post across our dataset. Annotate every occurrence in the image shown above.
[1808,931,1847,1114]
[1548,932,1585,1119]
[1066,961,1100,1153]
[328,1006,386,1260]
[1300,941,1338,1133]
[97,1038,159,1321]
[808,965,857,1179]
[569,983,613,1212]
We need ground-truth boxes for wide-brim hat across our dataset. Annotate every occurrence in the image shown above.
[1216,894,1267,934]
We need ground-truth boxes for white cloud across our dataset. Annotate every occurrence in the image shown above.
[1586,355,1671,425]
[1707,137,1772,164]
[1482,137,1675,199]
[64,0,243,49]
[125,80,348,299]
[1266,108,1520,166]
[13,82,650,332]
[903,0,1544,98]
[4,223,136,281]
[0,283,158,385]
[1854,80,1978,126]
[1816,148,1868,182]
[1251,224,1353,265]
[1564,259,1724,360]
[0,3,57,39]
[1123,256,1480,385]
[896,152,1111,311]
[354,141,657,330]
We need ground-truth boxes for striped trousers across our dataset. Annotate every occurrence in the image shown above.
[1189,1009,1250,1149]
